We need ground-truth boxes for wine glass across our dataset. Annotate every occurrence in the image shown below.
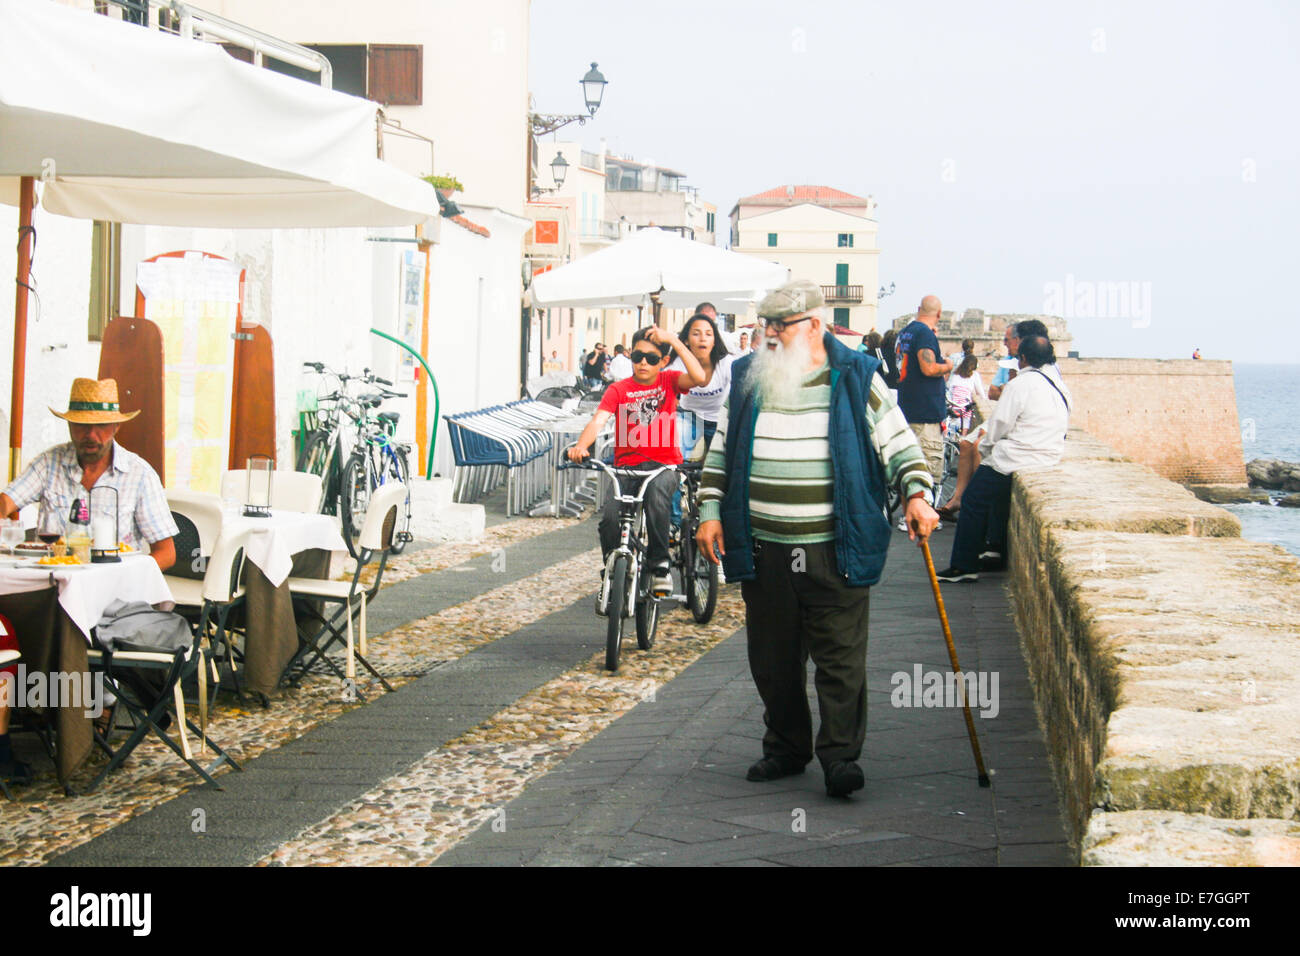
[37,505,64,552]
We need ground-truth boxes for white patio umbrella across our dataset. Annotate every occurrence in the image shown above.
[530,227,790,315]
[1,0,439,472]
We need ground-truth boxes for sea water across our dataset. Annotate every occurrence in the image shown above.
[1223,363,1300,558]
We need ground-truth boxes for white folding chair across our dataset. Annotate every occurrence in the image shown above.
[282,482,406,699]
[165,491,248,694]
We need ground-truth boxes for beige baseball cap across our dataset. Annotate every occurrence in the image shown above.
[757,279,824,320]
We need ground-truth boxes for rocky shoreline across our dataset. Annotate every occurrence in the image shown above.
[1186,458,1300,507]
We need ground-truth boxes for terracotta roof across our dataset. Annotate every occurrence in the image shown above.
[448,215,490,238]
[738,185,869,205]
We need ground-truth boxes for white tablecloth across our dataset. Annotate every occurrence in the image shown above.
[221,509,345,587]
[0,554,173,641]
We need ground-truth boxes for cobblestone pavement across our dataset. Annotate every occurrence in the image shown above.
[19,495,1071,867]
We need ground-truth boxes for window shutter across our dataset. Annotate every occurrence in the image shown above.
[368,44,422,106]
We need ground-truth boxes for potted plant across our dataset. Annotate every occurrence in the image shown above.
[423,174,464,199]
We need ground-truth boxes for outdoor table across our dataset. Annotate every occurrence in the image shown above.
[217,508,346,699]
[526,415,602,518]
[0,554,172,789]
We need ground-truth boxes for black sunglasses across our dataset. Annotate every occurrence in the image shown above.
[760,315,812,333]
[630,350,663,364]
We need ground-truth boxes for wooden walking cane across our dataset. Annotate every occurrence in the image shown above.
[920,538,991,787]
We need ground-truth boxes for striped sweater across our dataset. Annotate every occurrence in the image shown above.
[698,361,933,543]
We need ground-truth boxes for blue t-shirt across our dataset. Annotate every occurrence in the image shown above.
[895,320,946,423]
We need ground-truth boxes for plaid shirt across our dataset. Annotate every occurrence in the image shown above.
[3,442,178,547]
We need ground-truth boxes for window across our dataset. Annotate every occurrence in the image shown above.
[837,233,854,248]
[367,45,422,105]
[834,308,850,328]
[256,44,422,105]
[88,221,120,342]
[706,212,715,233]
[767,233,778,247]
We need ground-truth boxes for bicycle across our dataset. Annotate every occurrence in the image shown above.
[297,363,413,558]
[340,395,413,559]
[673,461,718,624]
[937,400,973,508]
[562,454,676,672]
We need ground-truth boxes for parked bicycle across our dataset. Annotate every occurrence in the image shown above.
[562,454,675,672]
[937,400,973,507]
[297,362,413,559]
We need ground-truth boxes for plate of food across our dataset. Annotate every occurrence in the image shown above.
[13,541,51,555]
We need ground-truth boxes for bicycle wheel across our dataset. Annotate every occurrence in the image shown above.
[385,446,413,555]
[339,454,370,560]
[297,430,331,475]
[605,554,629,671]
[635,573,659,650]
[939,438,960,505]
[686,532,718,624]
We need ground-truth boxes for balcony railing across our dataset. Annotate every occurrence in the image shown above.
[580,220,621,241]
[580,150,602,170]
[821,284,864,303]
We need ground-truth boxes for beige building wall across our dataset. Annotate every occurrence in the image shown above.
[733,204,880,333]
[204,0,530,216]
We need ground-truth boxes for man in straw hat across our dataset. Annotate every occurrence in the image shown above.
[0,378,179,786]
[696,279,939,798]
[1,378,177,572]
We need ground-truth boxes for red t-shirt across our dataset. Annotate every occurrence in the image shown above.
[598,370,684,466]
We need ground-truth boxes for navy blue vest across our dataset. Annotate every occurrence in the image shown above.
[720,333,892,587]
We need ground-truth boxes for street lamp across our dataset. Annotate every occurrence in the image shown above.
[581,62,607,115]
[550,151,569,189]
[878,282,896,299]
[530,62,610,137]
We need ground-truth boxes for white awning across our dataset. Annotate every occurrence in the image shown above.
[0,0,436,227]
[530,227,790,310]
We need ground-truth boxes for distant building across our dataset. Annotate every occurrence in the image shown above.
[729,185,881,334]
[603,155,716,245]
[523,143,719,370]
[890,309,1074,361]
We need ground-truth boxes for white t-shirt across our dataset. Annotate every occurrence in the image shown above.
[979,364,1071,475]
[946,370,987,408]
[608,353,633,381]
[668,353,735,422]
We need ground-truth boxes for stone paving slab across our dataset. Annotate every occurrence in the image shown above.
[438,533,1072,866]
[49,516,1071,867]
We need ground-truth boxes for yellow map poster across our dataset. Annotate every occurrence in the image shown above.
[136,252,241,493]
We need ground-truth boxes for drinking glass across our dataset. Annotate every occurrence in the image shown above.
[0,519,24,555]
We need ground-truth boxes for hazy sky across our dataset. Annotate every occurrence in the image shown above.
[530,1,1300,364]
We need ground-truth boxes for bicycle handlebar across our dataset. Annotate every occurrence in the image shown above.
[560,448,679,502]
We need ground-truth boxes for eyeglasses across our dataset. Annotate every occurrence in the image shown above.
[630,350,662,364]
[760,315,812,333]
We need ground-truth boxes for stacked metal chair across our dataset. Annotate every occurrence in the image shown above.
[444,399,571,515]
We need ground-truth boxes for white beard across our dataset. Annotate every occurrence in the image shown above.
[748,331,812,408]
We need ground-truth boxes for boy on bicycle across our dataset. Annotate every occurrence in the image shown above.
[567,326,706,595]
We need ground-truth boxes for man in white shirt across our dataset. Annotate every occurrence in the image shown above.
[607,344,634,381]
[936,334,1070,582]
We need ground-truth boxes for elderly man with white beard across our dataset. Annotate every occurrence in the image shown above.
[696,280,940,798]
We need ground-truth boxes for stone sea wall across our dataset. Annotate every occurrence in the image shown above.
[1049,358,1247,486]
[1004,428,1300,865]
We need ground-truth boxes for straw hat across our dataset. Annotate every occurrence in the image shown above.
[50,378,139,424]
